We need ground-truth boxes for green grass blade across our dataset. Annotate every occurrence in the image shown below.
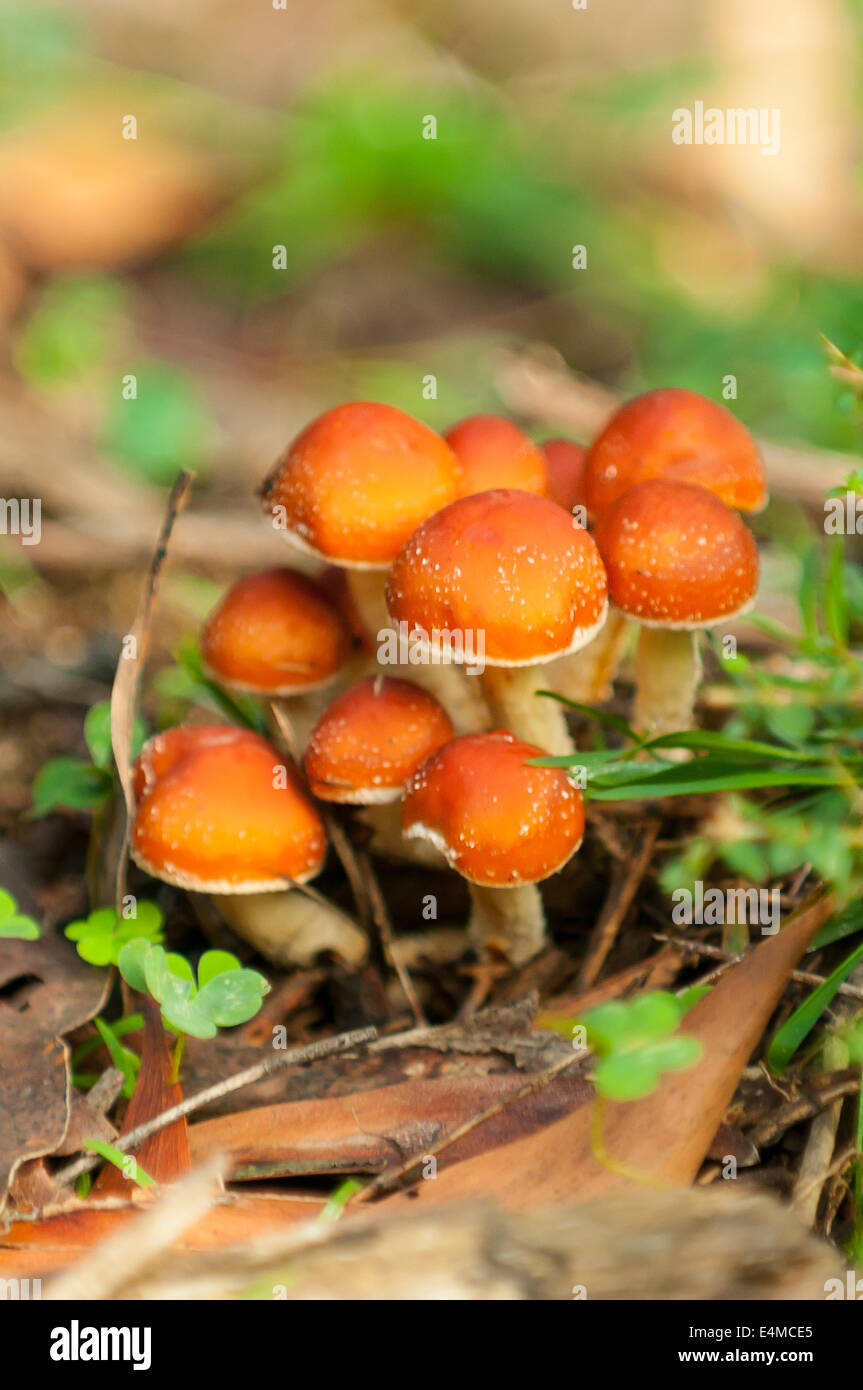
[767,939,863,1075]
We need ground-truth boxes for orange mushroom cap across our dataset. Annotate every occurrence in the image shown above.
[304,676,455,804]
[261,402,463,569]
[593,479,759,628]
[201,567,351,695]
[541,438,588,514]
[386,489,607,666]
[131,725,326,893]
[402,730,584,886]
[584,388,767,516]
[446,415,548,497]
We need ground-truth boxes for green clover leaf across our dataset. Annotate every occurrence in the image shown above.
[30,757,111,817]
[117,940,269,1041]
[194,967,269,1028]
[160,997,218,1039]
[83,700,149,771]
[117,938,152,993]
[66,902,164,967]
[579,991,703,1103]
[0,888,41,940]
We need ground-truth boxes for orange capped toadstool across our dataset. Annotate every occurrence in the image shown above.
[593,479,759,740]
[261,401,461,622]
[446,415,548,497]
[402,730,585,964]
[387,489,607,754]
[261,401,485,731]
[131,724,366,966]
[305,675,454,862]
[200,566,353,751]
[540,438,588,516]
[584,387,767,518]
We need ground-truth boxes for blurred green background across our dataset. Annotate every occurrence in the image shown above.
[1,0,863,507]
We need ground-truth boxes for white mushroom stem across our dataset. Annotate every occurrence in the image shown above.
[359,802,446,866]
[481,666,574,755]
[406,663,489,735]
[349,569,489,734]
[266,696,325,759]
[347,569,391,638]
[634,626,703,741]
[467,883,546,967]
[215,889,368,967]
[549,611,631,706]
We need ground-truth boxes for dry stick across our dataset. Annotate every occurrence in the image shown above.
[655,934,863,1002]
[353,1049,588,1204]
[749,1080,862,1151]
[543,946,680,1017]
[54,1025,377,1188]
[109,471,195,917]
[792,962,863,1225]
[793,1142,863,1209]
[792,1034,849,1228]
[577,818,661,990]
[359,849,426,1027]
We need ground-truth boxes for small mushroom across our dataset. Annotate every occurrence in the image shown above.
[584,386,768,518]
[387,489,608,755]
[260,402,485,731]
[402,730,585,965]
[200,566,353,751]
[593,479,759,740]
[304,675,454,863]
[446,415,548,496]
[557,389,767,708]
[131,725,367,967]
[540,438,588,514]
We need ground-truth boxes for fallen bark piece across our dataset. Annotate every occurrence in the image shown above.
[44,1186,842,1301]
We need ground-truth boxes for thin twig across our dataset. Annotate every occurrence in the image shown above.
[791,1143,862,1207]
[578,818,660,989]
[354,1048,588,1203]
[110,471,195,915]
[54,1025,377,1187]
[655,934,863,1001]
[359,850,426,1027]
[748,1077,862,1149]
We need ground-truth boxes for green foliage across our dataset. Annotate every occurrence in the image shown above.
[30,699,148,818]
[83,1139,155,1189]
[92,1016,140,1098]
[541,990,705,1102]
[14,276,126,386]
[0,889,40,940]
[768,938,863,1076]
[177,77,863,453]
[71,1013,142,1097]
[0,3,82,129]
[118,940,269,1040]
[101,363,215,486]
[317,1177,364,1222]
[30,756,112,817]
[154,637,268,734]
[64,900,164,968]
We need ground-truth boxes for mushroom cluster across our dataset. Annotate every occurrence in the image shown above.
[131,392,765,970]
